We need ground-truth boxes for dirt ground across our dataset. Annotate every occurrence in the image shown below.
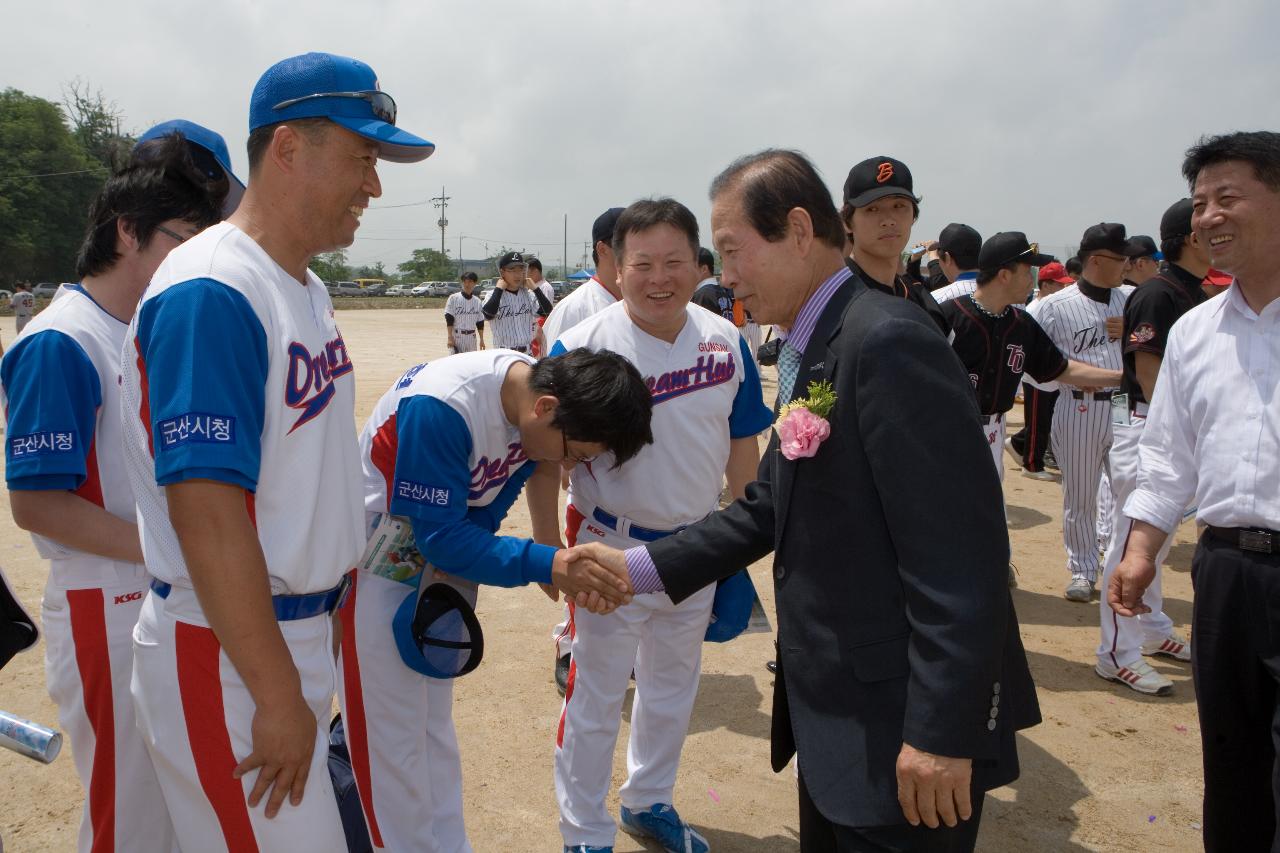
[0,308,1207,852]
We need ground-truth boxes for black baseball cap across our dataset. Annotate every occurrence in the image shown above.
[937,223,982,267]
[592,207,625,247]
[498,251,526,269]
[1160,198,1194,242]
[977,231,1056,273]
[843,156,918,208]
[1124,235,1159,259]
[1079,222,1128,256]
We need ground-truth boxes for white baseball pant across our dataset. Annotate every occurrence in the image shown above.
[1097,414,1177,667]
[130,587,345,853]
[336,569,472,853]
[42,561,175,853]
[555,504,716,849]
[1051,393,1113,583]
[450,330,479,354]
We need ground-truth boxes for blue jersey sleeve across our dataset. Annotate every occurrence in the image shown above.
[729,335,774,438]
[135,280,268,491]
[2,331,102,491]
[548,340,568,358]
[391,394,555,586]
[465,461,537,532]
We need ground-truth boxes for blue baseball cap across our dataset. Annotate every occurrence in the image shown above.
[249,52,434,164]
[135,120,245,216]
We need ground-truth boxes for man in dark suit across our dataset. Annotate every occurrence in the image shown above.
[572,149,1040,852]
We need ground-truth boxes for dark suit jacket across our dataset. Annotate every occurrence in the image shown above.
[647,271,1041,829]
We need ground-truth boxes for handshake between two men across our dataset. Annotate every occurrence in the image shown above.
[546,542,633,614]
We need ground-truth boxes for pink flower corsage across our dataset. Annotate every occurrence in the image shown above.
[776,380,836,461]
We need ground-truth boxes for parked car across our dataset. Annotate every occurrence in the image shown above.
[327,281,364,297]
[33,282,60,298]
[0,289,11,303]
[424,282,452,297]
[385,283,413,296]
[443,281,462,295]
[410,282,433,296]
[551,281,569,299]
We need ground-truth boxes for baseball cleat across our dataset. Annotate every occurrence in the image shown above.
[1044,449,1060,471]
[1095,659,1173,696]
[1021,469,1059,482]
[556,653,571,697]
[1008,563,1019,588]
[1002,437,1023,468]
[620,804,709,853]
[1064,576,1094,602]
[1143,633,1192,662]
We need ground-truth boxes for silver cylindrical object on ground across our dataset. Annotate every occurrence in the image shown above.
[0,710,62,764]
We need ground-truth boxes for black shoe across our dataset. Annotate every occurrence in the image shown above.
[556,653,571,696]
[765,660,777,674]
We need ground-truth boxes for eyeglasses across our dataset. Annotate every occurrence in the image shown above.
[1092,252,1128,263]
[155,225,188,244]
[561,431,597,466]
[273,90,397,125]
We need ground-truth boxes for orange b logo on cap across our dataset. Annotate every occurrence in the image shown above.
[876,162,894,183]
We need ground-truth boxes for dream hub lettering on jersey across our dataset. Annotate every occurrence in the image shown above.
[470,441,528,500]
[647,344,737,404]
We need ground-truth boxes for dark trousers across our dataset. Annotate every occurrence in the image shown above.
[1009,386,1058,471]
[798,771,984,853]
[1192,533,1280,852]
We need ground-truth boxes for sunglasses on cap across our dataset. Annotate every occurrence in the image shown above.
[272,90,397,125]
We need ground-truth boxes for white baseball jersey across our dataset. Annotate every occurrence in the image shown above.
[1,284,176,851]
[10,289,34,317]
[1028,281,1132,376]
[930,272,978,305]
[120,221,366,596]
[542,277,618,348]
[1,285,135,578]
[551,301,773,530]
[483,287,544,351]
[359,350,555,585]
[536,281,555,305]
[444,290,483,333]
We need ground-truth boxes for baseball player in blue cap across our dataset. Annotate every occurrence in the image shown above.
[2,123,231,852]
[120,53,433,851]
[135,119,247,217]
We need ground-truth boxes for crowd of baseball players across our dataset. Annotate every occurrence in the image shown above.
[0,48,1276,853]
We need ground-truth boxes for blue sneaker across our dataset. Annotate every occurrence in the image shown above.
[563,846,612,853]
[620,804,709,853]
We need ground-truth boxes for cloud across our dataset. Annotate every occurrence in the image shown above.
[5,0,1277,268]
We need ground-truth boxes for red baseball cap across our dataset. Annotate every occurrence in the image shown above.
[1038,261,1074,284]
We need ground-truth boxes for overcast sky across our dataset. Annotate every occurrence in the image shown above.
[7,0,1278,272]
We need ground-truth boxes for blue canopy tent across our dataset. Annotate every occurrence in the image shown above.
[567,268,594,281]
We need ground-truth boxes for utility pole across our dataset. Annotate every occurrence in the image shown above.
[431,185,451,259]
[458,235,463,278]
[563,214,567,282]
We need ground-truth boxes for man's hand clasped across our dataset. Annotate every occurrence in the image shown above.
[896,743,973,829]
[549,543,633,614]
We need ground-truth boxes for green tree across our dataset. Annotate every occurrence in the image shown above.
[309,249,351,283]
[62,80,133,172]
[0,88,107,286]
[351,261,387,280]
[397,247,455,282]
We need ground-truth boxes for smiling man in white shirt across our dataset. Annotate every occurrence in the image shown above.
[1110,130,1280,852]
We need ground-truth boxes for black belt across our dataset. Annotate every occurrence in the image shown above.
[1070,389,1115,401]
[1207,527,1280,555]
[454,329,475,335]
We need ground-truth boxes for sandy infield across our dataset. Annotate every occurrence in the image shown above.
[0,308,1205,851]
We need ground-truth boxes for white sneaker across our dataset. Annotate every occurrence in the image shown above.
[1002,437,1022,469]
[1064,575,1094,602]
[1021,469,1059,482]
[1095,658,1173,696]
[1142,633,1191,662]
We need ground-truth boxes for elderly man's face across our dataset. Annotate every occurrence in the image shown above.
[1193,160,1280,280]
[298,123,382,253]
[711,188,813,328]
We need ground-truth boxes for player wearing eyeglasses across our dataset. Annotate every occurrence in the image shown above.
[337,348,651,851]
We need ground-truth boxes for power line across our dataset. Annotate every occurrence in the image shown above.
[0,166,108,181]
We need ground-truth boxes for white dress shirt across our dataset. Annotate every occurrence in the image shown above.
[1125,283,1280,533]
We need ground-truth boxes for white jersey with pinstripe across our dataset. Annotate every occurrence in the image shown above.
[483,287,540,350]
[1027,281,1131,582]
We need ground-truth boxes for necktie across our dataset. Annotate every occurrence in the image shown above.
[776,342,802,410]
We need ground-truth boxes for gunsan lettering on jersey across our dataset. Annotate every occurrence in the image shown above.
[470,441,528,500]
[285,334,354,432]
[646,350,737,405]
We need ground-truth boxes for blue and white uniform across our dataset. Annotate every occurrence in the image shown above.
[1,284,175,852]
[120,221,364,852]
[339,350,552,853]
[550,301,772,850]
[929,271,979,305]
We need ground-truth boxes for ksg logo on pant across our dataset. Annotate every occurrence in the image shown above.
[113,591,143,605]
